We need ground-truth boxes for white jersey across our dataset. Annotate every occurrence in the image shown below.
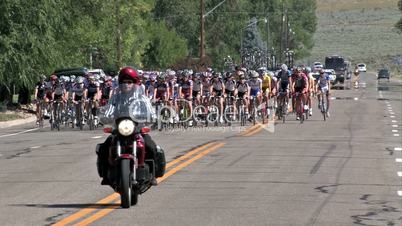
[248,78,262,90]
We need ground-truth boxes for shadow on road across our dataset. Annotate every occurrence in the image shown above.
[12,203,120,209]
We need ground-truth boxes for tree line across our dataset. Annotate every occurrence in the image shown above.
[0,0,317,103]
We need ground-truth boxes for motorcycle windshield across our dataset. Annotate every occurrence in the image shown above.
[99,83,155,125]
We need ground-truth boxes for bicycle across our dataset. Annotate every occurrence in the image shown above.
[35,99,45,128]
[75,100,84,130]
[223,95,236,126]
[51,100,63,131]
[177,98,191,129]
[318,88,329,121]
[295,92,305,124]
[236,97,248,126]
[276,92,288,123]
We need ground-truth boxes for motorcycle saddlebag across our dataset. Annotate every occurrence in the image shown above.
[95,142,109,177]
[155,145,166,178]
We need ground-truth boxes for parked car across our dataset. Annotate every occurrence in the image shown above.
[88,69,106,78]
[377,68,390,81]
[357,63,366,72]
[53,67,89,77]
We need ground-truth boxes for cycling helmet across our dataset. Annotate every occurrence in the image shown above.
[250,70,259,78]
[212,72,222,79]
[267,71,275,77]
[149,73,157,81]
[50,74,58,81]
[305,67,312,73]
[40,74,47,80]
[76,76,84,84]
[118,66,139,84]
[281,64,288,71]
[157,73,167,81]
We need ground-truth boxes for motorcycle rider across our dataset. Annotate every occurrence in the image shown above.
[97,66,164,186]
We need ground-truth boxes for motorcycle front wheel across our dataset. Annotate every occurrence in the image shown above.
[120,159,132,208]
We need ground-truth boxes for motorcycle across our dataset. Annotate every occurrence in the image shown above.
[96,86,165,208]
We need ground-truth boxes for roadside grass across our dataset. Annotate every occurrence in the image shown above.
[0,113,22,122]
[307,3,402,75]
[317,0,396,12]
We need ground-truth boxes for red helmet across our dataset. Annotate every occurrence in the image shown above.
[50,74,57,81]
[118,67,139,84]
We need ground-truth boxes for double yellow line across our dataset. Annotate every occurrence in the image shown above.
[239,123,264,137]
[53,142,225,226]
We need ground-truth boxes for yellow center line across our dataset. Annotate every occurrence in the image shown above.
[73,199,120,226]
[243,127,264,137]
[238,124,260,136]
[72,142,226,226]
[52,194,119,226]
[242,123,265,136]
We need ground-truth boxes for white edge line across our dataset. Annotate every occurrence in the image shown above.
[391,120,397,123]
[395,147,402,151]
[396,158,402,163]
[392,125,398,128]
[390,116,395,118]
[392,130,399,133]
[398,191,402,196]
[0,128,39,138]
[398,172,402,177]
[30,146,41,149]
[394,134,400,137]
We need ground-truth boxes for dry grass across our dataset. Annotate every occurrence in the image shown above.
[317,0,397,11]
[307,0,402,78]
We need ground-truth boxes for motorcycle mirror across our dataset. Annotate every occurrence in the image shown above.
[103,127,113,133]
[141,127,151,134]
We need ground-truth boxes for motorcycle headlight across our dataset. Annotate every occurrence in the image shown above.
[118,119,135,136]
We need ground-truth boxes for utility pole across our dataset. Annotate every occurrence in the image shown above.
[200,0,205,59]
[280,2,284,64]
[115,0,122,69]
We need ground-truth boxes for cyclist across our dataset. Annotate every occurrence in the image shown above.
[178,71,193,123]
[145,73,157,99]
[276,64,292,112]
[192,72,203,106]
[316,70,331,117]
[224,73,237,120]
[353,65,360,88]
[210,72,225,123]
[154,73,170,103]
[51,75,67,124]
[305,67,315,116]
[34,75,47,126]
[84,74,101,124]
[236,73,250,115]
[248,70,262,105]
[71,76,86,125]
[292,68,308,120]
[100,76,113,106]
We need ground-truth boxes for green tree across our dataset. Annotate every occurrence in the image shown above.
[142,21,188,70]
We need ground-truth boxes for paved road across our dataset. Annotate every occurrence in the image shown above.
[0,72,401,226]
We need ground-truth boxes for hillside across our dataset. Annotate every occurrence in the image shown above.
[308,0,402,76]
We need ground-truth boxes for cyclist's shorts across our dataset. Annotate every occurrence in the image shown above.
[250,89,260,97]
[225,90,235,97]
[213,89,223,97]
[74,95,83,102]
[238,92,246,99]
[280,81,289,92]
[192,91,200,97]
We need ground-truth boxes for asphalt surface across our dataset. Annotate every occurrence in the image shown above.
[0,72,401,226]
